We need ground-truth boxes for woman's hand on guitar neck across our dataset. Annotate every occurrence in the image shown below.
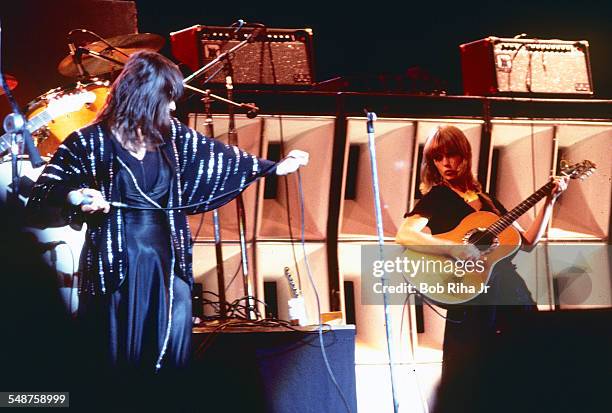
[520,175,570,250]
[548,175,569,202]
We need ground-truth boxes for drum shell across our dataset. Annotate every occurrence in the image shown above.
[26,80,110,157]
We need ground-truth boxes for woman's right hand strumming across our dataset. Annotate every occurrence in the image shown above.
[396,214,481,261]
[446,243,481,261]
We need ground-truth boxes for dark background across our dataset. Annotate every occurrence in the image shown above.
[136,0,612,96]
[1,0,611,119]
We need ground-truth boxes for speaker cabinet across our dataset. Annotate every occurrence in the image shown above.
[511,246,555,309]
[548,243,612,308]
[257,116,335,240]
[460,37,593,96]
[552,123,612,240]
[170,25,314,87]
[341,118,415,238]
[490,121,555,230]
[187,114,265,241]
[191,243,256,317]
[338,242,418,364]
[256,242,330,325]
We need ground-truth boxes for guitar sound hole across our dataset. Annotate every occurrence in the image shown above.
[467,229,496,251]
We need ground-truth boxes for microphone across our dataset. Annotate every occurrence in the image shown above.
[232,21,267,43]
[68,40,88,78]
[68,190,128,209]
[246,108,259,119]
[232,19,246,35]
[241,102,260,119]
[67,191,94,206]
[3,112,26,136]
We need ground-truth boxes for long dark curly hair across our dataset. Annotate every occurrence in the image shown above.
[96,50,183,151]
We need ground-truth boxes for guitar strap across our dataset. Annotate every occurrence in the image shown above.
[479,192,503,216]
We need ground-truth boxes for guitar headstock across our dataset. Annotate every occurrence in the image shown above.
[46,89,97,118]
[560,159,597,180]
[283,267,301,299]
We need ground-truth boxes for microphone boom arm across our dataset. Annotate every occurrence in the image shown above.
[184,84,259,117]
[183,37,250,85]
[78,47,126,68]
[182,24,266,86]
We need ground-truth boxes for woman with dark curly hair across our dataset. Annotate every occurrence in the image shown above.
[28,50,308,374]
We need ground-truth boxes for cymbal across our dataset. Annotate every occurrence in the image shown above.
[101,33,165,50]
[58,33,165,78]
[0,74,18,95]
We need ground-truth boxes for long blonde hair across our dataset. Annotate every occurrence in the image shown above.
[419,125,481,194]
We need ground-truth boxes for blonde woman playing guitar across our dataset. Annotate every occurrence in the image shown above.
[395,125,568,382]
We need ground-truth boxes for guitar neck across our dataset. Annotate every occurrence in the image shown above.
[0,110,52,153]
[487,181,554,235]
[284,267,301,298]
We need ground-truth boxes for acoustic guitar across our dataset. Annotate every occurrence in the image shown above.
[402,160,596,305]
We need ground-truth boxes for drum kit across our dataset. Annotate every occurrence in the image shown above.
[0,31,165,313]
[1,31,165,184]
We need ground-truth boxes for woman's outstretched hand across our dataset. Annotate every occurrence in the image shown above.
[275,150,309,176]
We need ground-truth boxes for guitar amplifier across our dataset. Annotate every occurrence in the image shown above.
[170,25,314,88]
[460,37,593,96]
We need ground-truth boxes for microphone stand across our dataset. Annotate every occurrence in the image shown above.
[184,85,259,320]
[365,110,400,413]
[69,28,130,59]
[76,47,125,70]
[68,41,89,80]
[183,84,259,117]
[66,29,128,79]
[201,90,228,319]
[183,26,263,320]
[0,20,44,208]
[223,56,257,320]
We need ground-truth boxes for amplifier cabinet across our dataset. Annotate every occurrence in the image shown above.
[460,37,593,96]
[171,25,314,87]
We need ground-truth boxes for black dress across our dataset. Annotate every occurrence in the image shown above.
[406,185,535,381]
[79,141,192,372]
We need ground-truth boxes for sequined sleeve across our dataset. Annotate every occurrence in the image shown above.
[172,120,275,214]
[26,131,92,224]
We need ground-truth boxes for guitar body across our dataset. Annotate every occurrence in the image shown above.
[403,210,521,305]
[399,159,595,304]
[26,80,109,157]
